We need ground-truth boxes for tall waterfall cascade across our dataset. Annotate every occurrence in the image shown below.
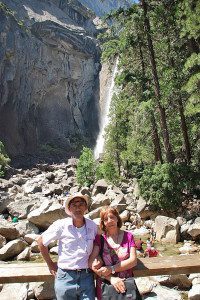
[94,57,119,159]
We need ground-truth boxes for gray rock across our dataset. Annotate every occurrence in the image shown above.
[155,215,180,243]
[0,219,20,240]
[188,284,200,300]
[33,281,55,300]
[0,192,13,213]
[0,239,27,260]
[0,234,6,249]
[0,283,28,300]
[14,220,39,236]
[27,200,66,229]
[17,247,31,261]
[90,194,110,210]
[92,179,109,195]
[188,223,200,238]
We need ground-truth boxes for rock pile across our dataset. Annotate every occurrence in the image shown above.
[0,160,200,299]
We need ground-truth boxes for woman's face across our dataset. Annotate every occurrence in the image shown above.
[103,212,118,230]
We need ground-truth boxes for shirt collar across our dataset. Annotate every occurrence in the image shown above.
[67,217,92,229]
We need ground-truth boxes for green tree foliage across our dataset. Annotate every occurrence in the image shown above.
[0,141,10,177]
[98,0,200,210]
[76,147,96,187]
[139,163,198,211]
[96,155,119,183]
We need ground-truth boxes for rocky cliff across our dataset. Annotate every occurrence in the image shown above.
[79,0,134,16]
[0,0,101,167]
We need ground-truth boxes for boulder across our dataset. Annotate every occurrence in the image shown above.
[90,194,110,210]
[33,281,55,300]
[110,194,126,212]
[136,196,147,213]
[22,175,48,194]
[27,200,66,230]
[42,183,62,196]
[7,196,39,219]
[49,246,58,254]
[155,216,180,243]
[0,192,13,213]
[0,239,27,260]
[188,223,200,238]
[147,284,182,300]
[188,284,200,300]
[135,277,155,295]
[24,234,40,245]
[92,179,108,196]
[87,207,102,220]
[0,219,20,240]
[120,210,130,222]
[0,234,6,249]
[0,283,28,300]
[15,220,40,236]
[30,241,40,253]
[155,274,191,289]
[189,273,200,284]
[179,241,198,254]
[17,247,31,261]
[66,167,76,177]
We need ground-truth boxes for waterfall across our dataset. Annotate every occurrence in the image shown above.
[94,57,119,159]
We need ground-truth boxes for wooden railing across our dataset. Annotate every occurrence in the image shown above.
[0,254,200,284]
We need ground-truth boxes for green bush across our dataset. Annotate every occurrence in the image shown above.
[139,163,198,211]
[0,141,10,177]
[77,147,96,187]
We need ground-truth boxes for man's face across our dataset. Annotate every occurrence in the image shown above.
[68,197,87,217]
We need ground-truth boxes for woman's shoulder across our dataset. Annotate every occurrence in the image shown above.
[122,230,133,238]
[122,230,135,243]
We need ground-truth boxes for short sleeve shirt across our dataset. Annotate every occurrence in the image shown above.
[94,230,136,278]
[42,217,98,269]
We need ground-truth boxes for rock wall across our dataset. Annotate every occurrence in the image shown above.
[79,0,134,16]
[0,0,101,167]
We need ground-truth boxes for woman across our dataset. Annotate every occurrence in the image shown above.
[89,207,141,300]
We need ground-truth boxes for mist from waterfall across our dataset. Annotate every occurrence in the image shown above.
[94,57,119,159]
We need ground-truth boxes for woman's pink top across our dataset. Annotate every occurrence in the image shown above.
[94,231,136,300]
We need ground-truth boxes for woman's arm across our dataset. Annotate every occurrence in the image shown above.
[37,236,57,276]
[100,246,137,276]
[113,246,137,272]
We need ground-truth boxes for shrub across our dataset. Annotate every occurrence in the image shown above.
[0,141,10,177]
[139,163,198,211]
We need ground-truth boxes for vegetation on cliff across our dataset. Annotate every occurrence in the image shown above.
[94,0,200,211]
[0,141,10,177]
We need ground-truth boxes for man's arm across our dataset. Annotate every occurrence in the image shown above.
[37,236,57,276]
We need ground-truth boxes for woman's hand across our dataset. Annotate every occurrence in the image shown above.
[110,277,126,293]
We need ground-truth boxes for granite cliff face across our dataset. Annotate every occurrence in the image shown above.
[79,0,134,16]
[0,0,100,166]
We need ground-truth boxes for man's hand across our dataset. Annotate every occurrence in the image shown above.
[92,256,103,270]
[47,261,57,277]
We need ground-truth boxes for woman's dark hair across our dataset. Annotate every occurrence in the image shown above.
[100,206,122,232]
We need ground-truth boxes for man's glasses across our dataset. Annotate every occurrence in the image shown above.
[69,200,86,208]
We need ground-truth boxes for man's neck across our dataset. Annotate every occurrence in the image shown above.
[73,217,85,228]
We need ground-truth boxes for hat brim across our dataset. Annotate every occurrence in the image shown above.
[65,193,89,216]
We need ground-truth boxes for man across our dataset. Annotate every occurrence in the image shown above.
[37,192,97,300]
